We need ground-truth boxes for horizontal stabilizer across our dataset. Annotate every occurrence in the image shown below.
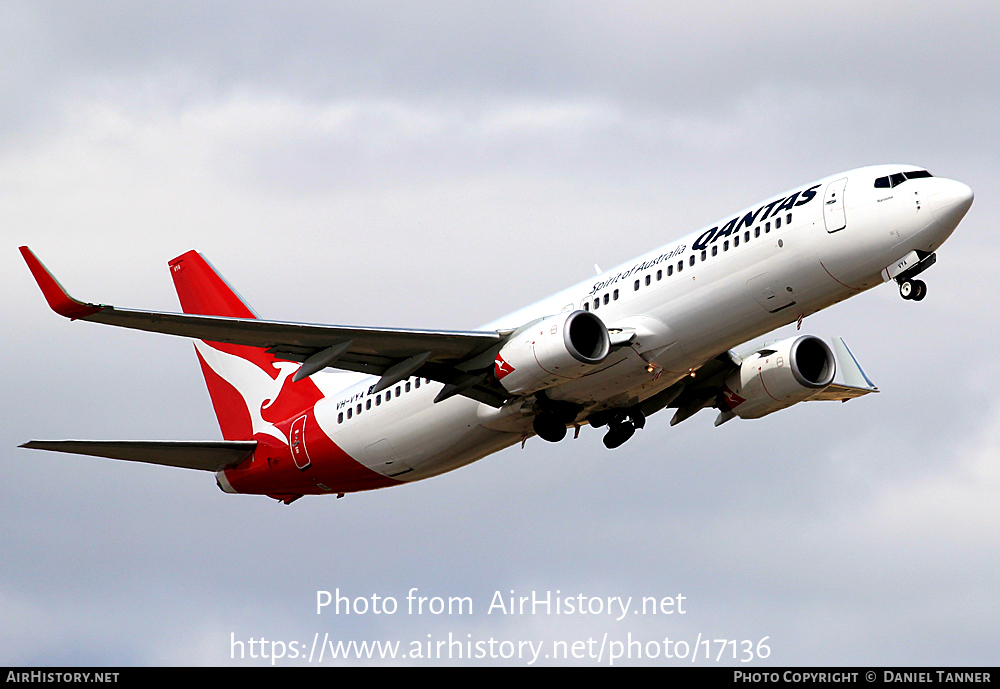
[20,440,256,472]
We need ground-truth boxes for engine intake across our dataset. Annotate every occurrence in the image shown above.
[495,310,611,395]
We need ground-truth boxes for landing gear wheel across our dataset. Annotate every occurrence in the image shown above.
[899,279,927,301]
[533,414,567,443]
[603,422,635,449]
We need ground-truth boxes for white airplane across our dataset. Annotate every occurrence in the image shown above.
[20,164,973,503]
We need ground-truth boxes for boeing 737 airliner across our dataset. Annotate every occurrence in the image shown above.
[20,164,973,503]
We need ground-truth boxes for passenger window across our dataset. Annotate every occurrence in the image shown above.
[667,265,673,276]
[594,298,600,310]
[645,275,651,286]
[396,385,401,396]
[347,408,352,419]
[712,245,718,256]
[724,240,729,251]
[376,395,381,406]
[603,293,609,305]
[656,269,662,280]
[385,390,391,401]
[765,222,771,233]
[701,250,707,261]
[366,400,371,410]
[786,213,792,224]
[583,302,590,311]
[755,227,760,238]
[734,235,740,247]
[338,412,344,423]
[689,255,695,266]
[775,217,781,229]
[634,279,640,291]
[405,381,411,392]
[677,261,683,272]
[613,289,619,301]
[415,379,420,389]
[357,403,362,414]
[744,231,750,242]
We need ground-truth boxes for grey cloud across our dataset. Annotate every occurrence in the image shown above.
[7,3,1000,114]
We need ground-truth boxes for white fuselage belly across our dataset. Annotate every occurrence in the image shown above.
[314,166,970,483]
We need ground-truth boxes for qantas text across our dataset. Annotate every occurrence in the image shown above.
[691,184,822,251]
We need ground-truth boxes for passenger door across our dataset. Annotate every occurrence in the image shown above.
[824,178,848,233]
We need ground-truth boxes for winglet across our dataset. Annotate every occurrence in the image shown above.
[19,246,104,320]
[831,337,878,391]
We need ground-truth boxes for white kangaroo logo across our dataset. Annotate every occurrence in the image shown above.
[193,340,300,445]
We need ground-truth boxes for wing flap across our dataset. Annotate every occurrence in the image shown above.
[20,440,257,472]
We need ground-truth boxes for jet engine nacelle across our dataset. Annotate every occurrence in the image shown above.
[495,310,611,395]
[722,335,836,419]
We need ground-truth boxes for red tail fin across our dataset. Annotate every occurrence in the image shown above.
[168,251,323,441]
[170,250,259,320]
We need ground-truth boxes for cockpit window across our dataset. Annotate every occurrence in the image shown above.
[874,170,933,189]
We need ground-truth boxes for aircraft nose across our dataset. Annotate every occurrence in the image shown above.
[928,178,974,229]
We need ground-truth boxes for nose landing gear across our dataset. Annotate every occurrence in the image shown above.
[890,251,935,302]
[899,278,927,301]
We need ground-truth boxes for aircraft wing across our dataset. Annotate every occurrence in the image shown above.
[21,247,508,406]
[636,336,879,425]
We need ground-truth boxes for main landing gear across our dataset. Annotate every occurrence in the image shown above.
[532,413,568,443]
[532,400,646,449]
[898,278,927,301]
[532,393,582,443]
[589,408,645,449]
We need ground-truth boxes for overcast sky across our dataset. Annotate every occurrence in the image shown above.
[2,1,998,666]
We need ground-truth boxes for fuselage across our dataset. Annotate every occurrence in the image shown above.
[218,165,973,498]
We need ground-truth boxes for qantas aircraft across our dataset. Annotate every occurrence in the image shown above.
[20,164,973,504]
